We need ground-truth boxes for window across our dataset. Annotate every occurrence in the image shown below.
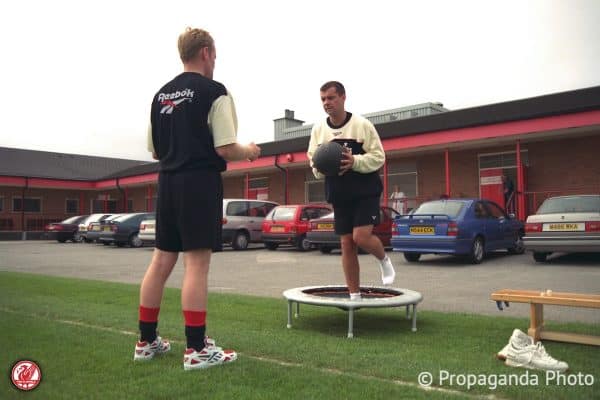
[127,199,134,212]
[66,199,79,214]
[226,201,249,217]
[13,197,41,212]
[248,201,276,217]
[486,202,507,219]
[92,199,117,213]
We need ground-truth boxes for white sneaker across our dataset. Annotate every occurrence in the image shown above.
[505,341,568,372]
[379,256,395,285]
[183,337,237,371]
[349,293,362,301]
[497,329,534,360]
[133,336,171,361]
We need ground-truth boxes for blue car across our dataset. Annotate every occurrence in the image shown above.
[391,199,524,264]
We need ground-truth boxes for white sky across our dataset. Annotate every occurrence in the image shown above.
[1,0,599,162]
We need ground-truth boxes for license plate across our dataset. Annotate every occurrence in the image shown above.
[103,226,111,232]
[93,226,101,231]
[410,226,434,234]
[271,226,285,233]
[317,223,334,230]
[543,223,584,232]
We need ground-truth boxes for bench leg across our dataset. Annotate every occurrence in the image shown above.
[528,304,544,342]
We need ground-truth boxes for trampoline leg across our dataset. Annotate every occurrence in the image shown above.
[411,304,418,332]
[295,301,300,318]
[347,309,354,338]
[405,305,410,320]
[287,301,292,329]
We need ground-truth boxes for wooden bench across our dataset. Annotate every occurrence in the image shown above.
[491,289,600,346]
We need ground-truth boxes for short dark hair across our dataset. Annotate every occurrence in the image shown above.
[320,81,345,96]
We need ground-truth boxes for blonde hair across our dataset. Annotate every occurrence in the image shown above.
[177,27,214,63]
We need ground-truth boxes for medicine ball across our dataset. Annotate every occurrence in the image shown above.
[312,141,344,176]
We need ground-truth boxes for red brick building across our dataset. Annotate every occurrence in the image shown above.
[1,86,599,237]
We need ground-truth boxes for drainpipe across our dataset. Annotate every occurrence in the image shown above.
[116,178,126,212]
[21,177,28,240]
[274,156,288,205]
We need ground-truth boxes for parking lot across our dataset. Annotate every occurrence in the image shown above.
[1,241,599,324]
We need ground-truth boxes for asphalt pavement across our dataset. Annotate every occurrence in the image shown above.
[1,241,599,324]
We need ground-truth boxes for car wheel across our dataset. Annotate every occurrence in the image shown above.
[73,233,83,242]
[297,235,311,251]
[232,231,249,250]
[507,231,525,254]
[116,242,125,247]
[533,252,549,262]
[403,252,421,262]
[265,242,278,251]
[469,237,485,264]
[319,246,333,254]
[129,234,143,248]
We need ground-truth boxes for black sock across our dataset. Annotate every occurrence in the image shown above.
[185,325,206,351]
[139,321,157,343]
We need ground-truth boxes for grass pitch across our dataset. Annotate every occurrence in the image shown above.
[1,271,598,399]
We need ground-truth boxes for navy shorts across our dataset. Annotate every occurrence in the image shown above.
[333,196,381,235]
[155,169,223,252]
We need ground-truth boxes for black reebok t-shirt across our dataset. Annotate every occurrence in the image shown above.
[150,72,228,173]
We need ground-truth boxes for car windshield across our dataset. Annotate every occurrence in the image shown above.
[411,200,465,217]
[537,196,600,214]
[61,216,82,224]
[269,207,297,221]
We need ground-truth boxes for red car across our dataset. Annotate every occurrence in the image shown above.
[306,206,400,254]
[261,204,332,251]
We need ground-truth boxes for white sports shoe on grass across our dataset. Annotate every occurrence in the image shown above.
[379,256,396,285]
[497,329,534,360]
[183,337,237,371]
[133,336,171,361]
[505,341,568,372]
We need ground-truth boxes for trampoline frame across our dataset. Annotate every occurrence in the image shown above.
[283,285,423,338]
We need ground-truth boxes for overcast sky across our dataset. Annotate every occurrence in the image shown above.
[1,0,599,161]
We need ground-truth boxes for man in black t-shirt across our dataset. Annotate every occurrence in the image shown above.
[133,27,260,371]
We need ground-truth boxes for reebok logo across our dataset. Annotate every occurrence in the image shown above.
[157,89,194,114]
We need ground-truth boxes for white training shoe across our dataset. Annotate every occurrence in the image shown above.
[505,341,568,372]
[497,329,534,360]
[349,293,362,301]
[183,338,237,371]
[133,336,171,361]
[379,256,396,285]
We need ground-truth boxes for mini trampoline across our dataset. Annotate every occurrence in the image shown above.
[283,285,423,338]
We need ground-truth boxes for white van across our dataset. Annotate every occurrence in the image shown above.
[222,199,279,250]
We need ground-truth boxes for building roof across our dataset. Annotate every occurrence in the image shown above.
[0,147,149,180]
[2,85,599,182]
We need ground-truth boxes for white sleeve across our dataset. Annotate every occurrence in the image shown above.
[352,120,385,173]
[208,93,238,147]
[307,124,325,179]
[147,122,155,154]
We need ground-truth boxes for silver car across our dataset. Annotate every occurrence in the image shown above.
[222,199,279,250]
[138,218,156,245]
[524,195,600,262]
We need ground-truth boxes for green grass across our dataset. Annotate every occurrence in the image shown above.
[1,271,598,400]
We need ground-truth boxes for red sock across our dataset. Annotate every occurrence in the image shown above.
[183,310,206,327]
[139,305,160,322]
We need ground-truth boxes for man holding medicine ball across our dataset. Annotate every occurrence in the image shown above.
[307,81,396,301]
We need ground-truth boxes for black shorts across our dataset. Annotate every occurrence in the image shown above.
[333,196,381,235]
[155,169,223,252]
